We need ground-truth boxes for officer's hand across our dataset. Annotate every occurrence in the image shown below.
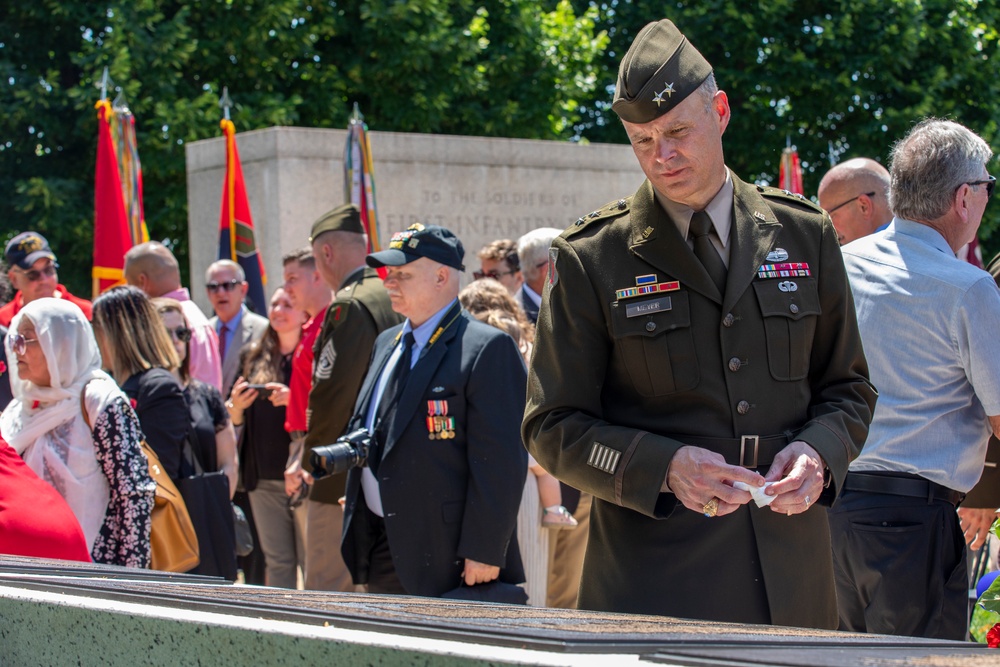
[667,446,762,516]
[763,440,824,515]
[463,559,500,586]
[958,507,998,550]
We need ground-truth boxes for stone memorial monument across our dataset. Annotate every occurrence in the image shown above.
[185,127,644,313]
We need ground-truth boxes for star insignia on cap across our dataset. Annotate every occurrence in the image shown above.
[652,82,676,106]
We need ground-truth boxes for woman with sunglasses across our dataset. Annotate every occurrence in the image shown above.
[91,285,190,484]
[152,298,238,497]
[0,297,154,567]
[154,297,240,580]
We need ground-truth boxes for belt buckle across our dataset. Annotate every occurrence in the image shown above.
[740,435,759,468]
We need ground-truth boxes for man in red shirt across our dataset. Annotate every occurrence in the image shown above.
[0,232,92,327]
[281,249,330,465]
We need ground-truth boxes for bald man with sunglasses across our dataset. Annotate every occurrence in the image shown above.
[0,232,92,328]
[817,158,893,245]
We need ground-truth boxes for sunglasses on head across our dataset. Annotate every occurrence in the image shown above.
[206,279,242,293]
[165,326,192,343]
[17,262,58,282]
[7,332,40,356]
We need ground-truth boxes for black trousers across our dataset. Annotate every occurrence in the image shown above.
[828,487,968,640]
[233,490,266,585]
[353,490,407,595]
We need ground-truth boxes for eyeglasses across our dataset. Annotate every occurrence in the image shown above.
[165,326,192,343]
[826,192,876,215]
[16,262,59,282]
[965,175,996,199]
[7,332,40,356]
[473,269,516,281]
[206,279,242,293]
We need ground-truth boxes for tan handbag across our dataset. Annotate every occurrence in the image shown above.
[141,440,200,572]
[81,387,199,572]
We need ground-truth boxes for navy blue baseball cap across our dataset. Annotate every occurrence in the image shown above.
[5,231,56,270]
[367,224,465,271]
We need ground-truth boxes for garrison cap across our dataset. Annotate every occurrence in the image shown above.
[367,224,465,271]
[612,19,713,124]
[309,203,365,242]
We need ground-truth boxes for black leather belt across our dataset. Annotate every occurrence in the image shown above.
[844,471,965,506]
[666,434,789,469]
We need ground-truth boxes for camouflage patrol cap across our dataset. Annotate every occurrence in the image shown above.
[309,203,365,243]
[612,19,713,124]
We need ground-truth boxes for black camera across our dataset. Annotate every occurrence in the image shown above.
[310,428,372,478]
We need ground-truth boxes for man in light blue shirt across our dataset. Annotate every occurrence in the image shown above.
[205,259,268,397]
[833,119,1000,640]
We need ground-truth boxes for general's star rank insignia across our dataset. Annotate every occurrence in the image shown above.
[652,82,675,106]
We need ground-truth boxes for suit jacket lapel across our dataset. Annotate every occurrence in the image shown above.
[226,317,251,381]
[628,180,722,304]
[350,328,400,432]
[723,178,782,314]
[383,311,464,458]
[520,289,539,321]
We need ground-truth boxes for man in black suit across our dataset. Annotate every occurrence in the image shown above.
[339,224,527,597]
[514,227,561,325]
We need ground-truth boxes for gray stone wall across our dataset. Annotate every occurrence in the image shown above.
[185,127,644,313]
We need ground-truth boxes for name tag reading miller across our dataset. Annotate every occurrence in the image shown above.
[626,296,672,318]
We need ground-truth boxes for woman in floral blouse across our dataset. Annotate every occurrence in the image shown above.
[0,298,154,567]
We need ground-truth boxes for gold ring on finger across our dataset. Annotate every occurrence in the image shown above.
[702,497,720,518]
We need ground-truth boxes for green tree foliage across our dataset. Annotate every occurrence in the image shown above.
[5,1,1000,298]
[573,0,1000,254]
[0,0,607,295]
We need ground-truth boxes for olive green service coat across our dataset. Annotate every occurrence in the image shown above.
[523,175,876,628]
[304,267,402,504]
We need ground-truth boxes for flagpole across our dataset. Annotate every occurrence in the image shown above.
[219,87,236,262]
[216,87,267,313]
[100,67,110,101]
[220,86,232,121]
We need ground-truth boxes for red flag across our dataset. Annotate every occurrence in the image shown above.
[92,100,132,297]
[218,119,267,313]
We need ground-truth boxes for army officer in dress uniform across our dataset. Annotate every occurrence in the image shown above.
[522,19,876,628]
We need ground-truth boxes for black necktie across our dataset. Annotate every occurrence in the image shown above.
[689,210,727,294]
[370,332,415,474]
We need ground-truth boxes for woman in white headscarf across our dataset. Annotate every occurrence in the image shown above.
[0,298,154,567]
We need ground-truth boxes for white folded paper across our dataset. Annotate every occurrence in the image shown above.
[733,481,777,507]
